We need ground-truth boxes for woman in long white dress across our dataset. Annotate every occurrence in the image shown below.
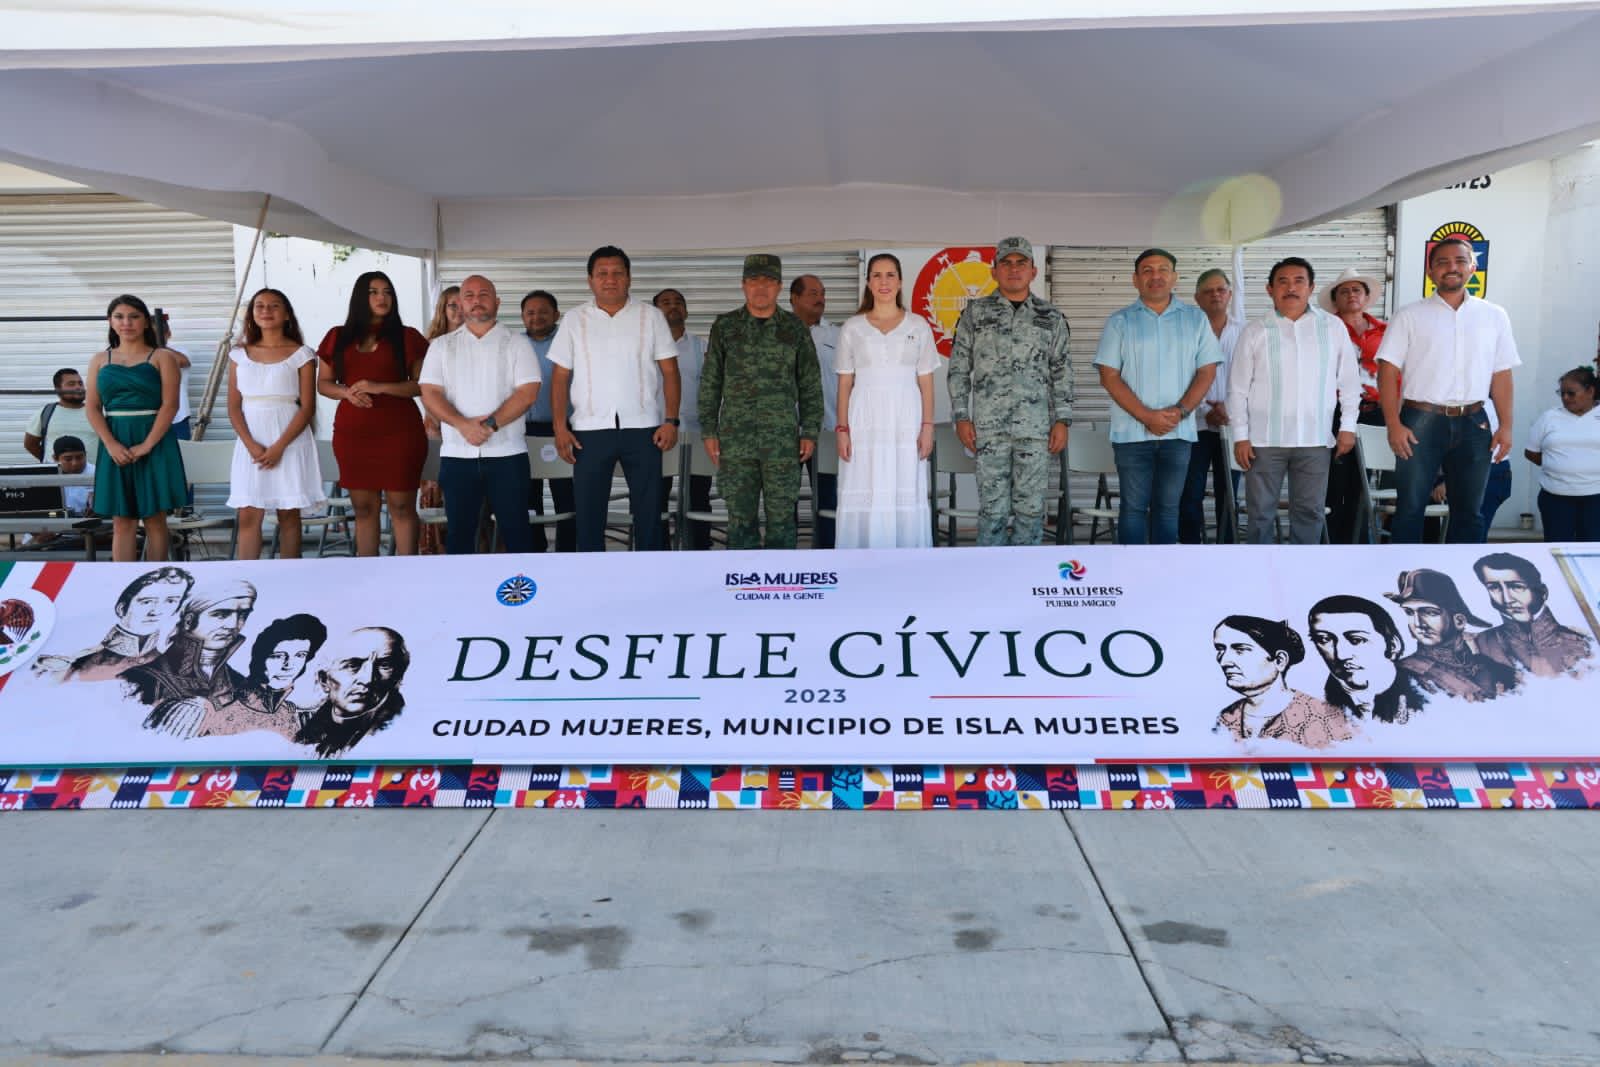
[834,253,938,548]
[226,288,325,559]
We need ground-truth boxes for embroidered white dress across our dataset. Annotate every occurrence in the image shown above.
[227,346,326,510]
[834,312,938,548]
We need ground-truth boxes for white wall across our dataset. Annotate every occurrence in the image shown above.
[1538,143,1600,403]
[232,230,428,344]
[1394,159,1553,529]
[232,230,428,437]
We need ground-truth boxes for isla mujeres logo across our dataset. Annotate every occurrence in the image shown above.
[1033,562,1121,609]
[495,574,538,607]
[724,570,839,602]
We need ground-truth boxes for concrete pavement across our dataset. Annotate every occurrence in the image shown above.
[1,810,1596,1065]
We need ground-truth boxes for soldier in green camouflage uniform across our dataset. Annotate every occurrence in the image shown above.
[700,254,824,549]
[947,237,1073,546]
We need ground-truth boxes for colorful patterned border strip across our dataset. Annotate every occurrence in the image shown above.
[2,763,1598,810]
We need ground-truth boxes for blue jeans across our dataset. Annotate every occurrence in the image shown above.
[1391,405,1491,544]
[1539,489,1600,542]
[1113,438,1190,545]
[1478,459,1512,540]
[439,453,532,555]
[1179,430,1239,543]
[572,427,663,552]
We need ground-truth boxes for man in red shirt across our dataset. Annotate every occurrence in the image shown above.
[1320,268,1387,542]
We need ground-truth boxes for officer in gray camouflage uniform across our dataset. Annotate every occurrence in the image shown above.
[700,254,824,549]
[947,237,1073,546]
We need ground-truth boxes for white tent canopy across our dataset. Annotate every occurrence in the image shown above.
[4,1,1600,255]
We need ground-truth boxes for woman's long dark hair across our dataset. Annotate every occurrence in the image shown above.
[332,271,407,384]
[106,294,160,349]
[246,613,329,689]
[242,288,305,346]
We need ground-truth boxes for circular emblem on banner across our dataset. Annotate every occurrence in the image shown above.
[1058,560,1087,581]
[0,589,56,677]
[1425,220,1489,298]
[495,574,538,606]
[912,247,998,357]
[540,443,558,463]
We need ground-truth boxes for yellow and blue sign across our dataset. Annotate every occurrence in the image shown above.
[1424,221,1489,297]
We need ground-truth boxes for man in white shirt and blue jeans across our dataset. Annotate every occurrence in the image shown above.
[548,246,682,552]
[1376,237,1520,543]
[1228,257,1359,544]
[419,275,542,555]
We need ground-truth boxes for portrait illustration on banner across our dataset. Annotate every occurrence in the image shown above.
[32,567,411,758]
[1212,553,1593,751]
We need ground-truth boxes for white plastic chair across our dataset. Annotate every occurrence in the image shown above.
[525,436,578,541]
[1356,424,1449,542]
[171,439,237,559]
[1065,425,1118,545]
[680,431,730,549]
[930,422,977,545]
[812,429,839,543]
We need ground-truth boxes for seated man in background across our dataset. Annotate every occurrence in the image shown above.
[20,435,96,550]
[23,368,93,463]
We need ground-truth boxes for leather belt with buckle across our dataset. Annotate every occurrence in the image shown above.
[1403,400,1484,416]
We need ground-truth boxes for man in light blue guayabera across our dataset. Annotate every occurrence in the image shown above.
[1094,249,1221,544]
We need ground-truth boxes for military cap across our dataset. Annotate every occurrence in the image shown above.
[743,253,782,281]
[995,236,1034,263]
[1383,568,1492,628]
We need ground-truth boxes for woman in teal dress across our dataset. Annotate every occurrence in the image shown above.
[85,294,188,561]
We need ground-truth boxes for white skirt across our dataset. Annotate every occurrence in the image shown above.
[834,372,931,549]
[228,399,326,511]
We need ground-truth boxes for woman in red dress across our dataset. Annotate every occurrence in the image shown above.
[316,271,429,555]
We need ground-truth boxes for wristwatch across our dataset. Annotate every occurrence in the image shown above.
[484,415,499,431]
[665,417,681,426]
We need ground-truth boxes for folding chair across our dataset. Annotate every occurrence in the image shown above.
[1046,447,1071,546]
[681,432,730,548]
[290,438,351,557]
[929,423,978,545]
[1065,425,1118,544]
[1356,425,1449,543]
[811,429,839,548]
[171,440,238,559]
[413,437,447,550]
[525,436,578,543]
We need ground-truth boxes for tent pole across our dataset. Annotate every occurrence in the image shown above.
[425,200,443,303]
[1230,242,1247,324]
[193,194,272,441]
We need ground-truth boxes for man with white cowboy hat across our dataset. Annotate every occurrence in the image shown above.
[1320,266,1387,542]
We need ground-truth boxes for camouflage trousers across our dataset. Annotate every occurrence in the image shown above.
[975,434,1048,546]
[719,435,800,550]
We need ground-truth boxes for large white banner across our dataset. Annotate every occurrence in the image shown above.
[0,545,1597,767]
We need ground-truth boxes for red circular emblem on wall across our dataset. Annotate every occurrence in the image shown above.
[911,247,997,357]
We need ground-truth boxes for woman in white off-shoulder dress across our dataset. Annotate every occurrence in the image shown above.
[834,253,938,548]
[227,288,325,559]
